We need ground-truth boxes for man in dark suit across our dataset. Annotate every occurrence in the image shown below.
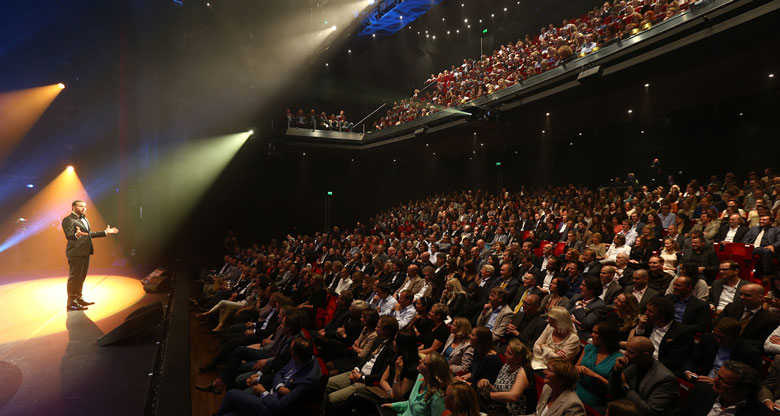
[674,360,772,416]
[709,260,748,314]
[581,248,602,278]
[509,272,543,312]
[665,275,710,334]
[599,266,622,306]
[632,297,694,375]
[718,283,779,351]
[569,276,608,340]
[624,269,660,313]
[681,236,719,283]
[505,293,546,347]
[61,199,118,311]
[609,336,678,416]
[682,317,762,380]
[715,214,749,243]
[741,214,780,279]
[325,315,398,409]
[216,337,322,416]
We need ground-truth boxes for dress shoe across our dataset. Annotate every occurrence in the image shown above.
[77,298,95,306]
[195,383,223,394]
[67,303,88,311]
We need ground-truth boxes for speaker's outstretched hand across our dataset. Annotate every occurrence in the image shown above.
[105,225,119,234]
[75,226,88,239]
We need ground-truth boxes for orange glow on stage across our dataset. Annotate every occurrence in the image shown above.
[0,167,120,272]
[0,83,64,162]
[0,274,146,347]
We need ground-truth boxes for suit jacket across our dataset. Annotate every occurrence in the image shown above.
[683,333,762,376]
[477,304,514,341]
[715,224,749,243]
[61,212,107,257]
[719,302,780,351]
[635,320,694,374]
[394,276,425,298]
[624,286,660,312]
[569,296,608,339]
[360,338,394,385]
[507,310,548,347]
[709,279,748,309]
[583,261,602,278]
[259,357,322,416]
[442,334,474,373]
[680,246,719,281]
[602,280,623,305]
[663,294,710,334]
[674,377,773,416]
[609,360,678,416]
[742,225,780,248]
[535,385,585,416]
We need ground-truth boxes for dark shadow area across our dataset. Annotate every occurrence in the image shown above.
[0,361,23,410]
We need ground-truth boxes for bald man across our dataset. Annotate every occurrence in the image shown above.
[609,336,678,416]
[718,283,780,351]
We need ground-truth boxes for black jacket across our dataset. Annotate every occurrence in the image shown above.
[62,212,107,257]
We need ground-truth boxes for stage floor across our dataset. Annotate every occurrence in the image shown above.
[0,269,167,416]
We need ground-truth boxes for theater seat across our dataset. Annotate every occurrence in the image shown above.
[554,242,566,256]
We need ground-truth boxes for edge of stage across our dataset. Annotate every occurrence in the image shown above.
[0,265,190,416]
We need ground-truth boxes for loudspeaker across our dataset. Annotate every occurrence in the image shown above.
[97,302,164,346]
[142,268,171,293]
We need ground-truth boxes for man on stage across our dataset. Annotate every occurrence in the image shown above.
[62,200,119,311]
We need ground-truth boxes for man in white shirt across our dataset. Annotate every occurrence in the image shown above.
[391,290,416,329]
[373,283,397,316]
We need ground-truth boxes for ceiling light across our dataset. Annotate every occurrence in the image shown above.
[644,83,650,87]
[627,109,633,114]
[770,74,775,78]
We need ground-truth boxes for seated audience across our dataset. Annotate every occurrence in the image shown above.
[215,337,320,416]
[476,287,515,342]
[569,276,608,340]
[575,321,623,410]
[683,317,761,381]
[630,297,694,374]
[535,358,586,416]
[532,306,581,369]
[477,339,536,416]
[381,351,452,416]
[609,336,678,416]
[442,317,474,373]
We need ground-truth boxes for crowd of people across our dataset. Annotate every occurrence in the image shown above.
[372,0,695,131]
[191,167,780,416]
[285,108,355,132]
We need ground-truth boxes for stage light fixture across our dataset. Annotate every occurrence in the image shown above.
[504,7,507,11]
[542,130,545,133]
[331,25,337,31]
[58,83,65,89]
[26,184,34,188]
[372,34,376,37]
[641,130,645,134]
[348,49,352,53]
[442,18,445,21]
[447,31,450,34]
[325,63,329,67]
[464,18,468,23]
[399,15,403,19]
[545,112,550,116]
[491,14,494,17]
[627,109,633,114]
[644,83,650,87]
[739,112,744,116]
[302,152,307,156]
[248,129,254,134]
[578,132,582,136]
[467,25,470,28]
[66,165,74,172]
[456,29,459,33]
[770,74,775,78]
[432,35,436,39]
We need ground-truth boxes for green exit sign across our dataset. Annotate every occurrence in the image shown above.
[482,28,488,34]
[327,191,333,196]
[495,162,502,166]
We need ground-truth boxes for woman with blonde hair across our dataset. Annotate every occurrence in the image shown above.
[535,358,585,416]
[532,307,580,369]
[608,293,639,343]
[442,317,474,373]
[383,352,453,416]
[478,338,537,416]
[441,278,466,318]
